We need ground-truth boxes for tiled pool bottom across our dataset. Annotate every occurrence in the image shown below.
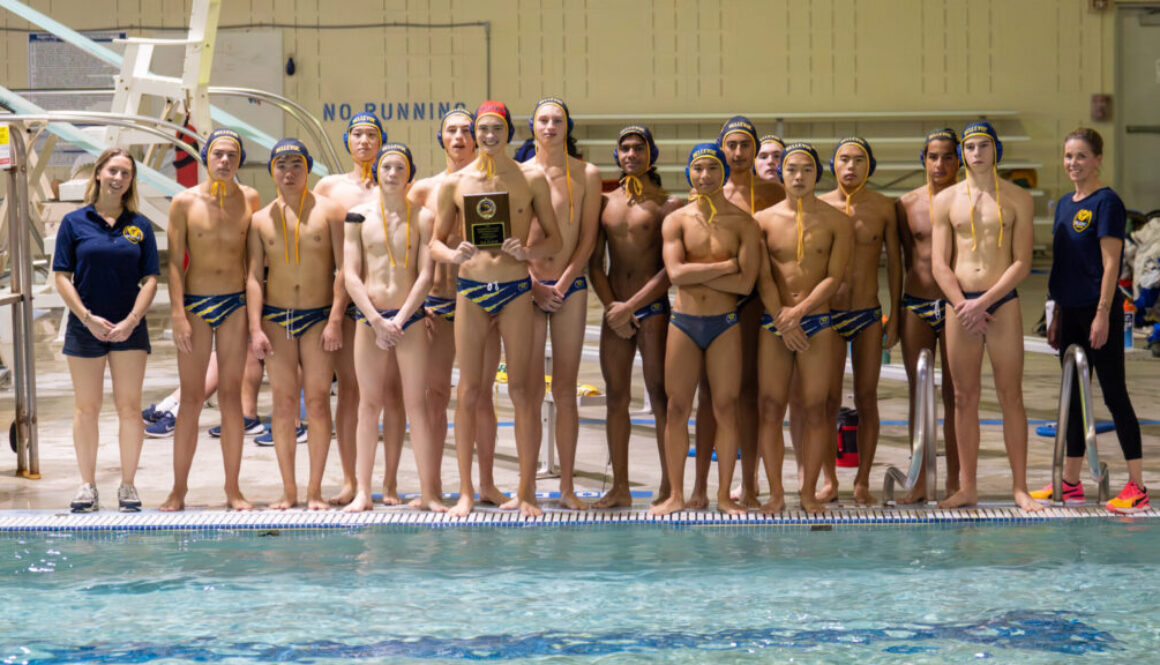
[3,514,1156,664]
[0,504,1154,532]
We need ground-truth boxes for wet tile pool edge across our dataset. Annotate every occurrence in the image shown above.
[0,504,1154,532]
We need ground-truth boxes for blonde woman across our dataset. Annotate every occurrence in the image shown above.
[53,148,159,512]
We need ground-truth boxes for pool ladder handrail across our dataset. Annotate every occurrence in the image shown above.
[1052,344,1110,503]
[883,348,937,506]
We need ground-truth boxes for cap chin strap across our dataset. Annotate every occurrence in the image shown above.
[691,184,722,225]
[278,187,307,265]
[621,174,644,199]
[356,160,373,184]
[379,196,411,269]
[477,153,496,180]
[209,179,227,207]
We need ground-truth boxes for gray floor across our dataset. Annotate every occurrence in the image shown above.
[2,260,1157,513]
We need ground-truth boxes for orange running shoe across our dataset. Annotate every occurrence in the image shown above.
[1106,480,1150,515]
[1029,480,1085,506]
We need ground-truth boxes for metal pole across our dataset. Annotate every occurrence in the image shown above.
[1052,344,1108,504]
[6,126,38,478]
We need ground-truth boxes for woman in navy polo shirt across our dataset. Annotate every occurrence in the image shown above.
[52,148,159,512]
[1035,128,1147,514]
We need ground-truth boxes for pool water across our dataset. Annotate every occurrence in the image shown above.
[1,520,1155,663]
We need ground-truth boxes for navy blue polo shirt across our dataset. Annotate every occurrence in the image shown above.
[1049,187,1125,308]
[52,205,160,323]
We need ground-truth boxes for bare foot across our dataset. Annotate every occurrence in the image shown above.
[853,485,877,506]
[686,490,709,510]
[381,488,403,506]
[799,493,827,515]
[226,491,253,511]
[269,493,296,510]
[945,480,961,497]
[447,494,474,517]
[328,483,356,506]
[559,491,588,511]
[159,491,186,512]
[342,491,374,513]
[649,495,685,516]
[760,494,786,515]
[938,488,978,509]
[306,490,328,511]
[716,496,748,516]
[594,487,633,509]
[738,490,760,509]
[416,494,448,513]
[815,483,839,504]
[477,484,508,506]
[1015,490,1045,512]
[517,496,542,517]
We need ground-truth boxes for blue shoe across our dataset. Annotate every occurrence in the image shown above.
[210,417,265,438]
[255,424,307,447]
[141,403,164,424]
[144,412,175,437]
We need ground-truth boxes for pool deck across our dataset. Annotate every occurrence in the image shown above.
[2,263,1158,526]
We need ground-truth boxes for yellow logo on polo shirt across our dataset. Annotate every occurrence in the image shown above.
[123,225,144,244]
[1072,209,1092,233]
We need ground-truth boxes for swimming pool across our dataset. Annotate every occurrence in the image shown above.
[1,515,1154,663]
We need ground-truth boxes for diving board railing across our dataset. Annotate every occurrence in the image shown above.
[4,87,342,178]
[1051,345,1110,504]
[0,0,322,174]
[883,348,937,506]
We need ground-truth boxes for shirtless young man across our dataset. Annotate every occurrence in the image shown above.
[409,109,506,507]
[246,139,345,510]
[650,144,760,517]
[754,143,852,514]
[590,126,681,508]
[895,128,962,502]
[755,134,787,187]
[161,128,259,511]
[818,137,901,505]
[312,112,386,505]
[343,143,445,513]
[930,121,1041,512]
[430,101,562,517]
[522,98,602,510]
[689,117,787,510]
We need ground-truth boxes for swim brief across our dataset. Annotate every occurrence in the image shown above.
[261,304,331,338]
[633,297,670,322]
[344,302,360,322]
[831,306,882,341]
[456,276,532,315]
[670,310,739,350]
[961,289,1018,316]
[537,276,588,312]
[760,311,832,339]
[184,291,246,329]
[425,295,456,322]
[354,307,426,331]
[901,293,946,334]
